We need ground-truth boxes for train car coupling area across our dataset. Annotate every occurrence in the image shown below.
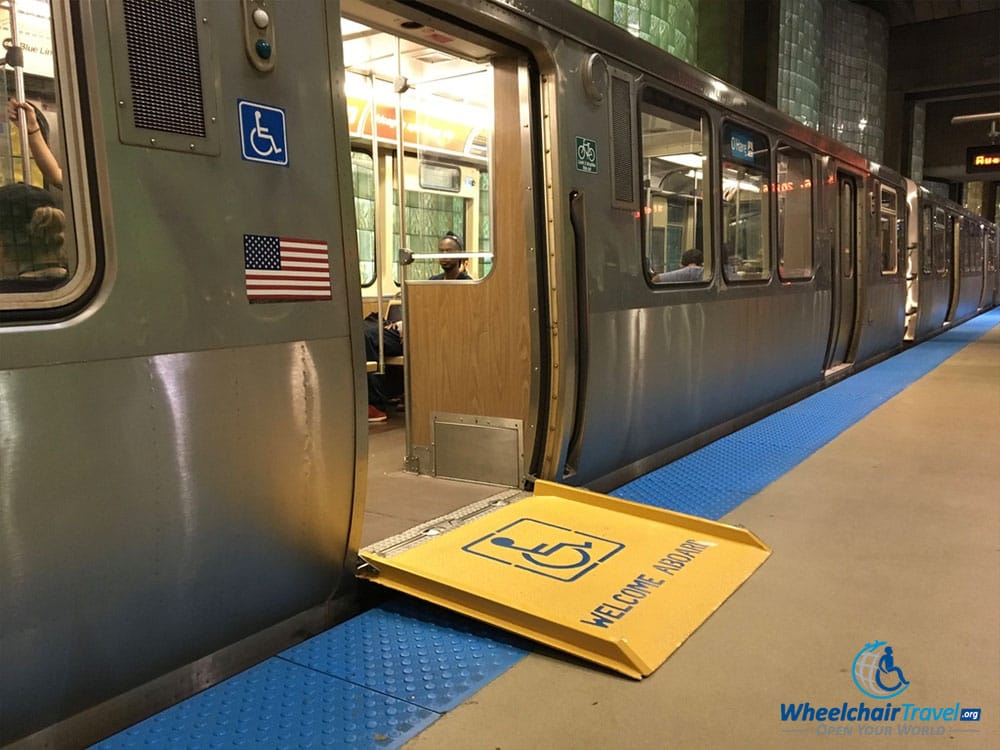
[358,480,771,679]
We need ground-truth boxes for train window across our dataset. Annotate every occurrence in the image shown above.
[1,1,85,308]
[775,145,813,280]
[639,90,710,285]
[878,186,898,275]
[933,208,947,273]
[721,123,770,281]
[920,205,933,275]
[392,181,471,282]
[352,151,376,287]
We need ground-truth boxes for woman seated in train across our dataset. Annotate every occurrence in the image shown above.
[652,247,703,283]
[0,182,67,285]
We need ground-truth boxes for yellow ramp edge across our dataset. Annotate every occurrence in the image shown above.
[358,480,771,679]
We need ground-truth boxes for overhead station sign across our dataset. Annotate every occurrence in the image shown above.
[359,480,771,679]
[966,145,1000,174]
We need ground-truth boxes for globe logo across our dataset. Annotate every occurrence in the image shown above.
[852,640,910,699]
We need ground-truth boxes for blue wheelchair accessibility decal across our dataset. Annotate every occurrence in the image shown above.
[238,99,288,166]
[462,518,625,582]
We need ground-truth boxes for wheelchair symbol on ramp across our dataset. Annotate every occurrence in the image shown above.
[238,100,288,166]
[462,518,624,582]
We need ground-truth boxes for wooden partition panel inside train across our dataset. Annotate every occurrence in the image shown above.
[405,59,535,486]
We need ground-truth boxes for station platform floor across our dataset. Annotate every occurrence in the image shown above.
[95,309,999,749]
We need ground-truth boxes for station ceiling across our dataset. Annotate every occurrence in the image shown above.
[855,0,1000,26]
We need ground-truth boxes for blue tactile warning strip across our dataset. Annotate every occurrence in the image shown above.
[93,658,436,749]
[92,310,999,749]
[94,598,526,750]
[611,309,1000,521]
[279,598,528,713]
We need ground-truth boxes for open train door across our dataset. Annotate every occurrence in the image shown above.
[342,1,544,488]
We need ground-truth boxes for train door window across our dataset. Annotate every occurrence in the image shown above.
[988,228,998,273]
[920,205,933,274]
[478,169,491,276]
[878,185,898,275]
[352,151,376,287]
[392,180,471,282]
[949,215,958,272]
[775,145,813,279]
[639,89,711,285]
[933,207,947,273]
[839,178,856,279]
[721,122,770,281]
[1,0,87,310]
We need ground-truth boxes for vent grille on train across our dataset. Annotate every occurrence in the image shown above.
[122,0,206,137]
[610,72,634,205]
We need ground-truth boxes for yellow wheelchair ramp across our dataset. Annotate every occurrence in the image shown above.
[358,480,771,679]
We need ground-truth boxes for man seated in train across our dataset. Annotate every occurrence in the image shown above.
[653,247,703,283]
[366,231,471,422]
[430,231,472,280]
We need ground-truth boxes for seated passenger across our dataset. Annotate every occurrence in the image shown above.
[431,231,473,280]
[364,309,403,422]
[653,247,703,283]
[0,182,67,283]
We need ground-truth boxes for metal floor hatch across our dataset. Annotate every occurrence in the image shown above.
[358,480,771,679]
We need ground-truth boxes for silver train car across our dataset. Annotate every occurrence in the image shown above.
[1,0,996,746]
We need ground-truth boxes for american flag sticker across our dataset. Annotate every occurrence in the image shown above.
[244,234,331,302]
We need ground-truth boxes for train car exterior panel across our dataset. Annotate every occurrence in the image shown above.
[571,287,830,485]
[0,337,358,744]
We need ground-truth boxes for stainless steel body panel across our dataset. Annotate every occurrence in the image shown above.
[953,271,985,323]
[570,289,830,485]
[914,274,953,339]
[1,340,357,744]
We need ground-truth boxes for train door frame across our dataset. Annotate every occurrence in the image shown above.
[342,2,546,488]
[826,168,862,370]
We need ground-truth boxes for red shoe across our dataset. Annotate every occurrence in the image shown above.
[368,405,387,422]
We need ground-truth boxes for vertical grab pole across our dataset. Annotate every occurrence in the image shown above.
[393,37,417,471]
[2,0,34,183]
[369,73,386,371]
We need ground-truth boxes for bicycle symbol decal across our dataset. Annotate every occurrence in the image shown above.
[575,136,598,174]
[462,518,624,582]
[239,100,288,166]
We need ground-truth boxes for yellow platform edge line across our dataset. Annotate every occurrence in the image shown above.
[533,479,771,552]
